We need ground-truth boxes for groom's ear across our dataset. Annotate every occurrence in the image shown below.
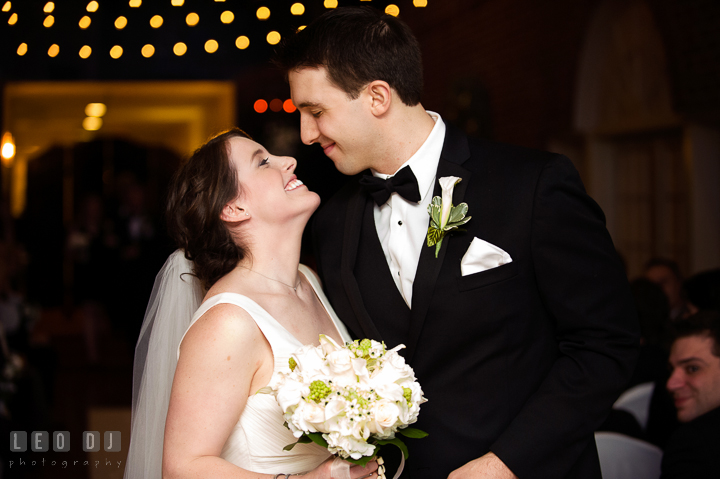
[367,80,392,117]
[220,200,250,224]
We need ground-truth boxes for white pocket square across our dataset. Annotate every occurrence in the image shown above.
[460,237,513,276]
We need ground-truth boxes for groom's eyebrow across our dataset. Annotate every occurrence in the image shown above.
[297,101,320,108]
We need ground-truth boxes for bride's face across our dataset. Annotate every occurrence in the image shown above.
[227,136,320,225]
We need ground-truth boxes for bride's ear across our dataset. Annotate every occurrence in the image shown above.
[220,200,250,223]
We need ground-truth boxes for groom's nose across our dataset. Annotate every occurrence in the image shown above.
[300,114,319,145]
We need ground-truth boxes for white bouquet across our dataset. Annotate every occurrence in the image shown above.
[265,335,427,472]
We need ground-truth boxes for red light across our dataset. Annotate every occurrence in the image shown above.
[269,98,283,112]
[254,99,268,113]
[283,99,296,113]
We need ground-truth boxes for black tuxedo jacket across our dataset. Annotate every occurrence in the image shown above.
[312,125,640,478]
[660,406,720,479]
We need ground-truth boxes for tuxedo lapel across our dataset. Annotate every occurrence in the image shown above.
[405,125,472,363]
[340,187,384,340]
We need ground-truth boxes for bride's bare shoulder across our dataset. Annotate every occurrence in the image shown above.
[180,302,265,359]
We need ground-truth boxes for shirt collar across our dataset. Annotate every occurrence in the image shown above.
[371,111,446,201]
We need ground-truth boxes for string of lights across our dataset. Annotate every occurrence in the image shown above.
[1,1,425,60]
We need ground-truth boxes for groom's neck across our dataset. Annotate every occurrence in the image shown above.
[371,103,436,175]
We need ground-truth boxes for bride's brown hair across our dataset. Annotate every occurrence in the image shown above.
[166,128,251,290]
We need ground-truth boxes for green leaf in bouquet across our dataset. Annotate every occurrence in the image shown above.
[306,432,329,449]
[376,437,410,460]
[396,427,429,439]
[283,435,313,451]
[342,454,376,468]
[255,386,273,395]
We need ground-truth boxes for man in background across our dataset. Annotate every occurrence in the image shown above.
[661,310,720,478]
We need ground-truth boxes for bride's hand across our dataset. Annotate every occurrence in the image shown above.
[303,458,378,479]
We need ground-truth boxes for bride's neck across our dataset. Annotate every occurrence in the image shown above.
[239,223,303,287]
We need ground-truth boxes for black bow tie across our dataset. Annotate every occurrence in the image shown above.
[359,166,421,206]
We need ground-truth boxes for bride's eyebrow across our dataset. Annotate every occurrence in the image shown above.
[250,148,264,162]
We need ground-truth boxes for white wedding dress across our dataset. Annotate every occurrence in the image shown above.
[176,264,352,474]
[124,251,352,478]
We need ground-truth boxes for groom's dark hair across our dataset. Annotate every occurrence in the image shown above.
[274,6,423,106]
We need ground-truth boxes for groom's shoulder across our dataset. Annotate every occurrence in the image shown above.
[313,174,363,227]
[462,134,564,171]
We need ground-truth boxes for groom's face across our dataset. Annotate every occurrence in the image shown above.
[289,66,377,175]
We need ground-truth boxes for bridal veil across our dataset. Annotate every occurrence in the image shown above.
[124,250,203,479]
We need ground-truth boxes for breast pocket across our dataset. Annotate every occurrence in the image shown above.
[456,261,519,292]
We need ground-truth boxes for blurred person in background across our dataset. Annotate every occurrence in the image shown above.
[661,310,720,478]
[644,258,690,321]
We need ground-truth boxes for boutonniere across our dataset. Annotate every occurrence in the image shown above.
[427,176,471,258]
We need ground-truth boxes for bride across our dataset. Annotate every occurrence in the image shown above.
[124,129,379,479]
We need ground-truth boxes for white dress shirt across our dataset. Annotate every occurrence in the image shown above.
[372,111,446,308]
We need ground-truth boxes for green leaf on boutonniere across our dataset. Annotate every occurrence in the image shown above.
[428,197,442,226]
[448,203,469,224]
[426,226,442,247]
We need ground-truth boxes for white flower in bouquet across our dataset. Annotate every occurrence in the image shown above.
[266,335,428,470]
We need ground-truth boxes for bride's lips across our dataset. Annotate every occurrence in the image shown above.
[285,176,305,191]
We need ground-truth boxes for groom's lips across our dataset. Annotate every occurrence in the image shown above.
[322,143,335,155]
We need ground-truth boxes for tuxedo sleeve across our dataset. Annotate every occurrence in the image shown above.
[490,155,640,478]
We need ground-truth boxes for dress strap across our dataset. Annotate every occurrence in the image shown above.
[176,293,299,360]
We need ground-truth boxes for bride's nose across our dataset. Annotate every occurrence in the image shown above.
[279,156,297,172]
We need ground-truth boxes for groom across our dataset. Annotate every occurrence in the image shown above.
[276,7,639,479]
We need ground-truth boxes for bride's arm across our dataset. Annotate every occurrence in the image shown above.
[161,303,379,479]
[162,303,273,479]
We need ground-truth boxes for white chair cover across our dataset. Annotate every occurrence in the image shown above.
[595,432,662,479]
[613,382,655,429]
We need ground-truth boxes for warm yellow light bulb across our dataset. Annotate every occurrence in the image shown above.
[205,39,218,53]
[2,2,10,13]
[266,31,281,45]
[413,0,428,6]
[79,16,91,29]
[186,12,199,26]
[86,1,98,12]
[324,0,337,8]
[235,36,249,50]
[150,15,163,28]
[115,16,127,29]
[17,43,27,56]
[44,2,54,13]
[79,45,92,58]
[173,42,187,56]
[141,44,155,57]
[290,3,305,15]
[385,4,400,16]
[171,0,184,5]
[256,7,270,20]
[83,117,103,131]
[129,0,141,7]
[8,12,17,24]
[220,11,234,23]
[297,25,306,31]
[48,44,59,57]
[110,45,123,59]
[85,103,106,117]
[43,15,54,27]
[1,133,15,163]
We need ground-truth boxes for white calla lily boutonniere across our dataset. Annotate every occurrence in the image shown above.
[426,176,471,258]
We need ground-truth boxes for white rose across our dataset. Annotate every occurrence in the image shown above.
[291,400,321,433]
[326,349,354,374]
[370,399,400,436]
[276,377,307,413]
[370,353,412,387]
[319,334,342,355]
[352,358,371,385]
[324,397,346,422]
[374,383,404,402]
[293,345,325,376]
[302,402,325,424]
